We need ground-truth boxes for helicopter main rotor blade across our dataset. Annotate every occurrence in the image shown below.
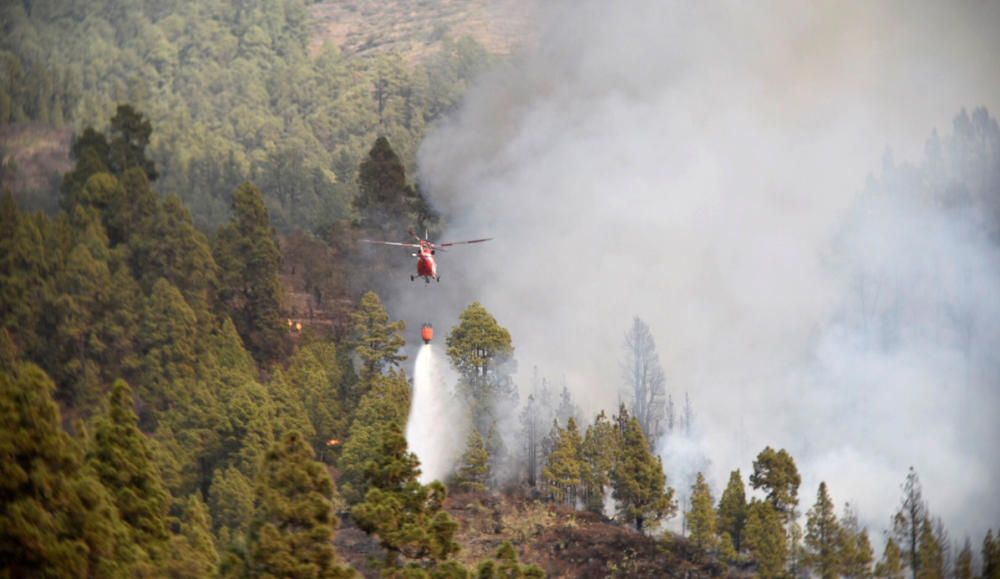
[437,238,493,247]
[359,240,421,248]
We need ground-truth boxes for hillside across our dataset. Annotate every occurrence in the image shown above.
[309,0,536,61]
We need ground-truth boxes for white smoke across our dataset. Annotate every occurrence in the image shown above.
[408,0,1000,542]
[406,345,466,484]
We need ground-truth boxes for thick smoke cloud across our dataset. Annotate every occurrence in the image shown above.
[399,0,1000,540]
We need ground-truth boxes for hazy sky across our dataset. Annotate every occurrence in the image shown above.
[394,0,1000,541]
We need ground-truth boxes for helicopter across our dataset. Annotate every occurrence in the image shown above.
[360,230,492,283]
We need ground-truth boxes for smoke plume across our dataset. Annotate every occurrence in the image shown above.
[396,0,1000,541]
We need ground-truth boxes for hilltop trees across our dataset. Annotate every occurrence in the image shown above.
[804,482,843,579]
[745,500,788,579]
[611,411,676,533]
[687,472,718,556]
[542,417,583,505]
[750,446,801,522]
[351,290,406,385]
[717,469,748,553]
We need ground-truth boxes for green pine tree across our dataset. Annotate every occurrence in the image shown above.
[580,410,616,515]
[719,532,739,565]
[717,469,748,553]
[916,517,943,579]
[267,368,316,443]
[248,432,354,578]
[87,380,171,564]
[214,181,288,364]
[744,499,788,579]
[288,341,347,460]
[350,290,406,385]
[475,541,545,578]
[953,538,973,579]
[209,465,255,537]
[804,482,843,579]
[750,446,801,522]
[165,494,220,578]
[0,362,135,576]
[611,415,676,533]
[875,537,905,579]
[687,472,718,557]
[983,529,999,579]
[542,417,583,505]
[841,502,874,579]
[454,428,490,493]
[446,302,516,433]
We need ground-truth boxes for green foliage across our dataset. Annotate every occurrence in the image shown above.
[916,517,943,579]
[446,302,516,433]
[686,472,717,556]
[542,417,582,505]
[355,135,431,239]
[0,362,135,576]
[1,1,496,232]
[215,181,288,364]
[840,503,874,579]
[454,428,490,493]
[611,415,676,533]
[750,446,801,521]
[338,371,413,505]
[165,494,221,578]
[717,469,747,553]
[287,341,347,459]
[580,410,616,514]
[953,539,973,579]
[351,290,406,384]
[804,482,842,579]
[875,538,905,579]
[985,529,1000,579]
[744,499,788,579]
[87,380,171,563]
[209,465,255,537]
[267,368,316,444]
[475,541,545,578]
[248,432,354,578]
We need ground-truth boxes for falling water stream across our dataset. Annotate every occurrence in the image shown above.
[406,345,462,484]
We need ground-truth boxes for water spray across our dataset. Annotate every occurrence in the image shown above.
[406,338,464,484]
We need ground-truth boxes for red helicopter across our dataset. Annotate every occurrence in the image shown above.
[361,230,492,283]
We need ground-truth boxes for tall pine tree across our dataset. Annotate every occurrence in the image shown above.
[611,414,676,533]
[804,482,843,579]
[687,472,718,556]
[717,469,748,553]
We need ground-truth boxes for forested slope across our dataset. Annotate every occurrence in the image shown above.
[1,0,500,230]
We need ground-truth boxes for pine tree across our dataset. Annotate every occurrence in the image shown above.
[455,428,490,493]
[288,341,346,459]
[744,499,788,579]
[953,539,973,579]
[248,432,354,578]
[214,181,288,363]
[983,529,1000,579]
[165,494,220,578]
[354,136,426,240]
[893,467,926,579]
[475,541,545,578]
[750,446,801,522]
[446,302,516,434]
[87,380,171,564]
[804,482,843,579]
[611,415,676,533]
[580,410,616,514]
[338,371,412,504]
[107,104,158,180]
[137,278,199,413]
[267,368,316,443]
[719,532,739,565]
[351,290,406,384]
[841,502,875,579]
[875,538,905,579]
[687,472,718,556]
[209,465,255,537]
[917,517,943,579]
[0,362,135,576]
[542,417,583,505]
[717,469,748,553]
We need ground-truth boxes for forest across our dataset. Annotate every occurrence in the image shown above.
[2,1,1000,578]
